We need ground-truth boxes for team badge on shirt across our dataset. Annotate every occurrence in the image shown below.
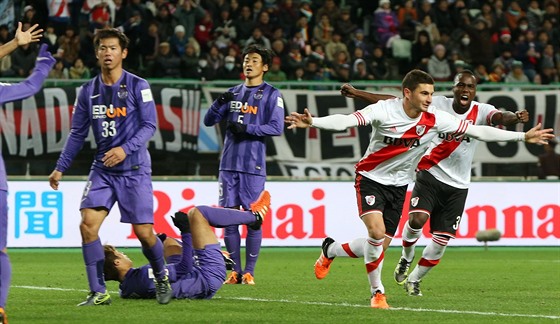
[416,125,426,136]
[254,89,264,100]
[118,84,128,99]
[411,196,419,207]
[365,195,376,206]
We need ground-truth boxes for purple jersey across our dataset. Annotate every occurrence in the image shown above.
[0,62,52,190]
[55,70,156,175]
[204,82,284,176]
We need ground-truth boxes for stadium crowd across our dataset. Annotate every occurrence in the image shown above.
[2,0,559,84]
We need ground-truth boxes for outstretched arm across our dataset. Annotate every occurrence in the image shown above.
[340,83,396,103]
[466,123,554,145]
[0,22,43,59]
[491,109,529,126]
[285,108,359,131]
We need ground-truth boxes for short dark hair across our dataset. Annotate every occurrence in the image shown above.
[453,69,477,85]
[94,28,130,51]
[402,69,434,95]
[242,44,273,67]
[103,245,120,282]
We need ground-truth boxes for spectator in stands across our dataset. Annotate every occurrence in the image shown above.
[57,26,80,68]
[351,58,373,81]
[427,43,451,81]
[277,0,299,37]
[325,31,349,62]
[330,49,351,80]
[21,5,41,27]
[193,57,216,81]
[255,10,275,40]
[194,10,214,52]
[542,1,559,27]
[48,0,71,35]
[245,27,271,50]
[213,8,236,50]
[152,42,182,78]
[473,63,491,84]
[169,25,190,57]
[397,0,418,41]
[411,30,432,71]
[0,25,10,45]
[417,0,435,23]
[217,55,242,80]
[493,47,515,75]
[271,38,287,60]
[334,7,358,40]
[42,24,59,55]
[112,0,127,28]
[537,138,560,180]
[433,0,454,36]
[494,28,514,60]
[205,44,224,72]
[299,0,314,24]
[514,29,541,81]
[488,62,506,82]
[447,31,472,66]
[372,0,400,48]
[173,0,205,41]
[234,5,256,47]
[10,42,37,77]
[69,58,90,79]
[505,1,526,31]
[293,16,311,46]
[0,42,15,77]
[139,21,160,75]
[462,16,494,71]
[49,58,69,79]
[284,42,305,78]
[505,60,530,83]
[316,0,341,24]
[415,14,441,45]
[369,46,390,80]
[313,14,334,47]
[264,56,288,83]
[538,44,559,84]
[526,0,544,31]
[153,4,176,44]
[182,43,200,78]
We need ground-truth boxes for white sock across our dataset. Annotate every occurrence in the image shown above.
[408,234,448,282]
[364,237,385,293]
[329,238,365,258]
[401,221,422,261]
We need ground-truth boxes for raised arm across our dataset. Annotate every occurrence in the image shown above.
[285,108,359,131]
[0,22,43,59]
[340,83,396,103]
[466,123,554,145]
[491,109,529,126]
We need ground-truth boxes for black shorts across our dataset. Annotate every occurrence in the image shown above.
[409,170,468,238]
[354,174,407,238]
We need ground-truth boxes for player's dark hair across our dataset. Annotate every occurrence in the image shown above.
[402,69,434,94]
[94,28,130,51]
[453,69,477,85]
[242,44,274,69]
[103,245,120,281]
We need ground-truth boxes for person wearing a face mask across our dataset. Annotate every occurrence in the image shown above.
[194,57,216,81]
[216,55,242,80]
[461,15,494,72]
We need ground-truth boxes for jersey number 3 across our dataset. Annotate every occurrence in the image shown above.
[101,120,117,137]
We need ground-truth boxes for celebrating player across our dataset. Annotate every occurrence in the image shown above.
[285,69,554,308]
[48,28,171,306]
[203,44,284,285]
[103,191,270,300]
[0,23,55,324]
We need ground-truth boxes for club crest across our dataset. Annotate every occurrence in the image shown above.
[416,125,426,136]
[254,89,264,100]
[118,84,128,99]
[411,196,419,207]
[365,195,376,206]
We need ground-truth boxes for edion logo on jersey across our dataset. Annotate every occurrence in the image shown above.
[92,104,127,119]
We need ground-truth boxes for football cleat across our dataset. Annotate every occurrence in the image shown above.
[394,256,413,285]
[155,275,173,304]
[77,291,112,306]
[370,291,390,309]
[0,307,7,324]
[221,250,236,271]
[248,190,271,230]
[224,271,242,284]
[314,237,335,279]
[404,279,423,296]
[242,273,255,285]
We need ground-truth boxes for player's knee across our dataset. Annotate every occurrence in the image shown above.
[408,212,428,228]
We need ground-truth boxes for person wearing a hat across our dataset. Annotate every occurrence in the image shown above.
[335,7,359,39]
[504,60,530,83]
[373,0,400,48]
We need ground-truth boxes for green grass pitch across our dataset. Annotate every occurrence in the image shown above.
[6,246,560,323]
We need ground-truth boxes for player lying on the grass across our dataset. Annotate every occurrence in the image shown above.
[103,191,270,300]
[335,73,529,297]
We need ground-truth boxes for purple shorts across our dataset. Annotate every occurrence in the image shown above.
[0,190,7,250]
[173,243,226,299]
[218,171,265,209]
[80,169,154,224]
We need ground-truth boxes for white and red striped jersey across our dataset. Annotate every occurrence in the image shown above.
[48,0,70,19]
[417,96,499,188]
[353,98,470,187]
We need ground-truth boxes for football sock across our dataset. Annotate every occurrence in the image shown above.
[401,221,422,261]
[224,225,242,273]
[173,233,194,275]
[0,251,11,307]
[330,238,365,258]
[82,239,106,293]
[197,206,256,227]
[408,234,448,282]
[364,237,385,294]
[142,238,166,281]
[244,227,262,275]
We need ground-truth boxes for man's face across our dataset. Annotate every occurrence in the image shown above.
[452,73,477,110]
[96,37,127,70]
[406,84,434,113]
[243,53,268,79]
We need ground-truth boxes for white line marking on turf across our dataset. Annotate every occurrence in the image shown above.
[13,285,559,320]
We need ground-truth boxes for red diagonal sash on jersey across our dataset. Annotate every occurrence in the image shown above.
[417,105,479,171]
[355,112,436,172]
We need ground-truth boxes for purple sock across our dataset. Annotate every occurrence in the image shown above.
[0,251,11,308]
[82,239,105,293]
[174,233,193,275]
[244,227,262,275]
[197,206,256,227]
[142,238,166,280]
[224,225,242,273]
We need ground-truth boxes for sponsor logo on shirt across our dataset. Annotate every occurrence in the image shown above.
[92,104,127,119]
[229,101,259,114]
[382,136,420,148]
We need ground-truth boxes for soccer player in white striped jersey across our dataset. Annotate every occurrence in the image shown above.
[315,70,530,298]
[285,69,553,308]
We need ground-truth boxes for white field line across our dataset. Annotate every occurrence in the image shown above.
[12,285,560,320]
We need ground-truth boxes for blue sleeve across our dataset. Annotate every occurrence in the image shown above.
[203,100,229,126]
[55,85,91,172]
[121,80,157,155]
[246,89,284,136]
[0,61,50,104]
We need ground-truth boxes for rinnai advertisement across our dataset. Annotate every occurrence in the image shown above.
[7,181,559,248]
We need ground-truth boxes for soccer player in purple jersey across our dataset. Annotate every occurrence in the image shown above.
[103,191,270,300]
[285,70,553,308]
[0,23,55,324]
[203,44,284,285]
[48,28,172,306]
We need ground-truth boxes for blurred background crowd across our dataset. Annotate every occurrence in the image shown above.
[1,0,559,84]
